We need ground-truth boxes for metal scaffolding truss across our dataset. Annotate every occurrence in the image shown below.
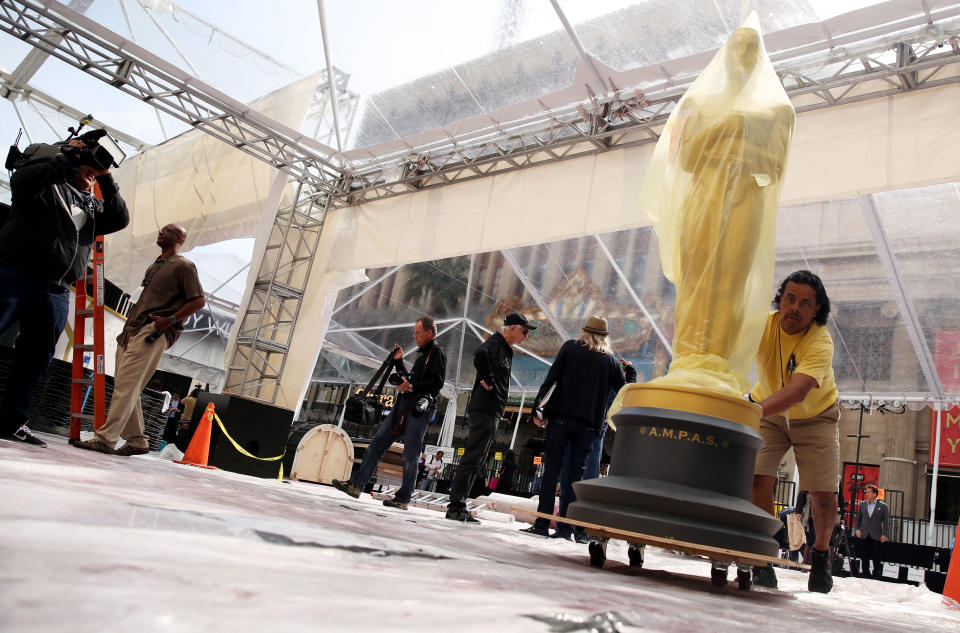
[0,0,366,405]
[0,69,149,151]
[333,19,960,209]
[0,0,344,194]
[2,0,956,215]
[304,71,360,151]
[223,181,332,401]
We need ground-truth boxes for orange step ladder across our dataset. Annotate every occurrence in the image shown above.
[68,235,106,443]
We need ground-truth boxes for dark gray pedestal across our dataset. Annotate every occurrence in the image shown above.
[569,406,781,556]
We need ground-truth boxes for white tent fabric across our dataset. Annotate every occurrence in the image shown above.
[159,329,226,390]
[104,74,320,292]
[325,83,960,273]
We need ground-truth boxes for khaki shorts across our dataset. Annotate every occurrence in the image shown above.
[754,401,840,493]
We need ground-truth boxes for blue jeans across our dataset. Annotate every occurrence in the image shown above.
[534,416,597,531]
[558,422,607,521]
[0,267,70,434]
[350,396,430,503]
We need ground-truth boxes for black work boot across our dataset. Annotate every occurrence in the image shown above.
[331,479,361,499]
[808,547,834,593]
[445,502,479,524]
[752,564,778,589]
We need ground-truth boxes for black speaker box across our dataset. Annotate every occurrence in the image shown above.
[187,393,293,479]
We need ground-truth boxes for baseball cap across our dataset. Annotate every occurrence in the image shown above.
[504,313,537,330]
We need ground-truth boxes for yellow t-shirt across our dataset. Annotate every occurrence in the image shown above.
[750,311,838,420]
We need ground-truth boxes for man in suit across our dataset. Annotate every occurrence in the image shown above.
[854,484,890,578]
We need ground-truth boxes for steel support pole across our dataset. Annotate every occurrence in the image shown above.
[501,249,571,342]
[929,403,943,544]
[337,382,351,428]
[455,254,476,391]
[509,391,525,449]
[316,0,344,154]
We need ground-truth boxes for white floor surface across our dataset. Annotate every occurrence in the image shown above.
[1,433,959,633]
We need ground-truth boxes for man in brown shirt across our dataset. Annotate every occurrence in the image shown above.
[75,223,204,456]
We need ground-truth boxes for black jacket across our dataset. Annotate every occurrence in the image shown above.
[395,339,446,398]
[469,331,513,416]
[533,339,637,430]
[0,153,129,289]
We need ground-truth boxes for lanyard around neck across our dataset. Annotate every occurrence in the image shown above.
[777,322,800,389]
[142,254,177,288]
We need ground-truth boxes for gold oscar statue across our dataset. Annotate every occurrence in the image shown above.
[616,14,796,429]
[567,17,795,557]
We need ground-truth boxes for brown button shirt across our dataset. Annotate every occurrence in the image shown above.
[119,253,204,348]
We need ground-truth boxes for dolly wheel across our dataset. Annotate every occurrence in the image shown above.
[588,539,607,568]
[711,566,728,587]
[628,544,645,568]
[736,568,752,591]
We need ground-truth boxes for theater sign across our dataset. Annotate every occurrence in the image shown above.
[930,405,960,468]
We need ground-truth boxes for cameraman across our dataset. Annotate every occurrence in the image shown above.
[333,316,447,510]
[0,132,129,447]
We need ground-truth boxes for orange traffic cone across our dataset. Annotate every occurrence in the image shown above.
[944,516,960,607]
[175,402,217,469]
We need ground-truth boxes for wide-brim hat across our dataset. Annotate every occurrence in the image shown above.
[583,316,609,336]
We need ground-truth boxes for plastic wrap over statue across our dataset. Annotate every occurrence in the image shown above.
[573,14,794,557]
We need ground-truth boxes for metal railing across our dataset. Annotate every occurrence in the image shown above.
[896,518,957,548]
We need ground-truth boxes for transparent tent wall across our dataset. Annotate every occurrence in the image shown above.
[873,183,960,400]
[312,181,960,414]
[775,199,930,396]
[319,225,676,398]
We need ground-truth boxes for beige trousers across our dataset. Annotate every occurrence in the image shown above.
[94,324,167,449]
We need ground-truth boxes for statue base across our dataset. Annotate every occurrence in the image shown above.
[568,384,781,556]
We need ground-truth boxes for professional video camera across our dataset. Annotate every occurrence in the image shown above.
[4,114,126,173]
[388,371,435,415]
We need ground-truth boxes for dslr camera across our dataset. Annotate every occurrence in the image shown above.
[413,393,435,416]
[388,371,435,415]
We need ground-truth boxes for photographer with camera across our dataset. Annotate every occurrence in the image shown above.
[0,129,129,447]
[74,223,204,456]
[333,316,446,510]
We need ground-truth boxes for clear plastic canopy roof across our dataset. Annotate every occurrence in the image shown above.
[1,1,958,405]
[0,0,898,156]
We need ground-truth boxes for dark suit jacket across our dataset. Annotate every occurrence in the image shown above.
[855,499,890,540]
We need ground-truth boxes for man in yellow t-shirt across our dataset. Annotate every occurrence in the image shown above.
[750,270,839,593]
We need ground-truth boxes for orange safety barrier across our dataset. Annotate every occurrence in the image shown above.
[943,517,960,607]
[175,402,216,469]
